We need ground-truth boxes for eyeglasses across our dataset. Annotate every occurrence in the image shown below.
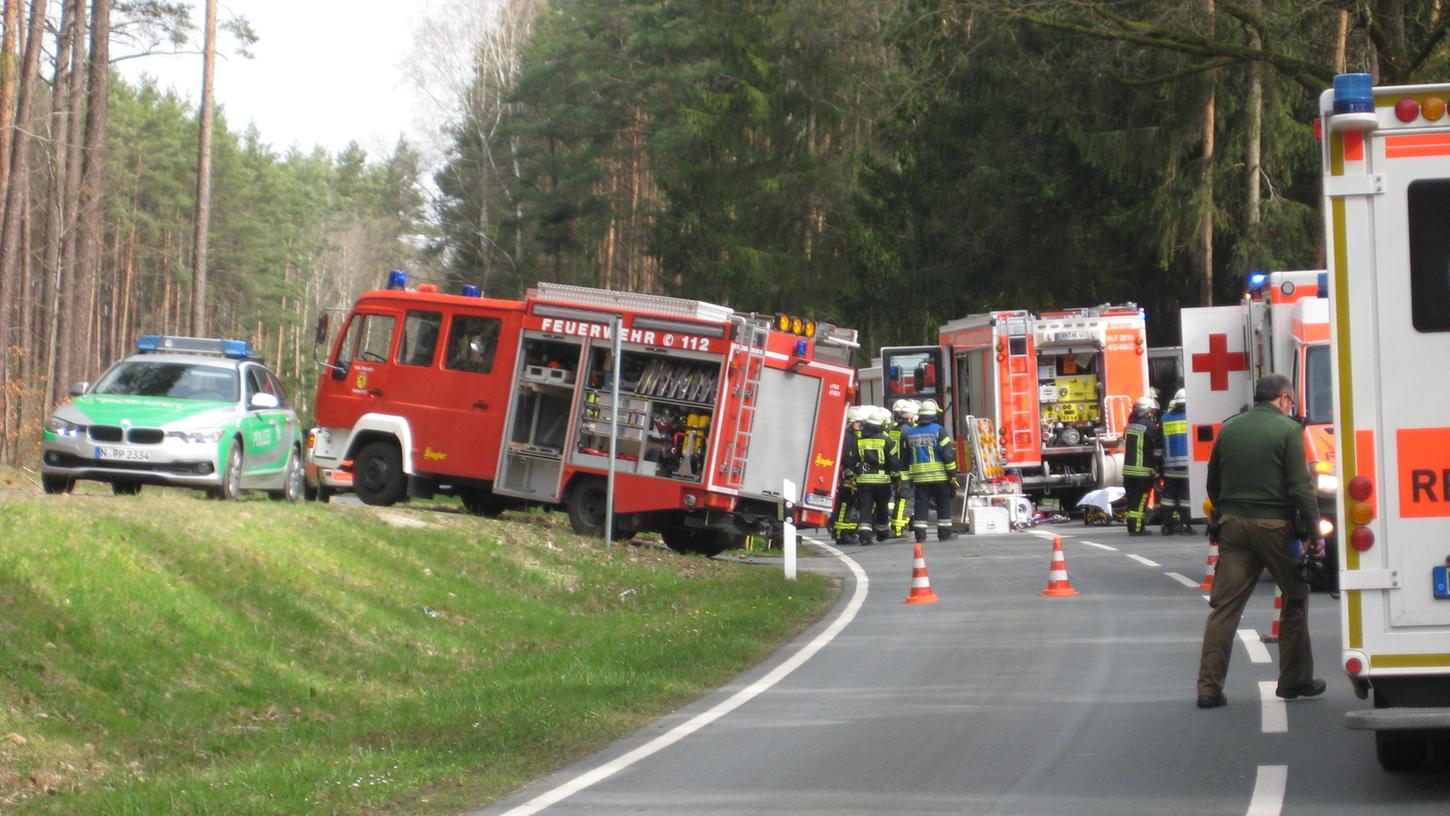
[1277,393,1296,408]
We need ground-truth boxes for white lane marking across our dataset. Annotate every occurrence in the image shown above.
[1022,529,1060,540]
[497,536,869,816]
[1237,629,1272,664]
[1202,594,1211,602]
[1166,572,1200,588]
[1082,541,1118,552]
[1247,765,1288,816]
[1258,681,1287,734]
[1126,553,1161,567]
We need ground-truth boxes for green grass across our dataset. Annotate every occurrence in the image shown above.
[0,486,836,815]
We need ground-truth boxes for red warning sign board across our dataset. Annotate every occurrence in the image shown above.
[1397,427,1450,518]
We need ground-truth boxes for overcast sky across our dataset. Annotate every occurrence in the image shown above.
[117,0,427,158]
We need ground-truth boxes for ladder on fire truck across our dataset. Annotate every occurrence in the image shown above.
[718,319,769,490]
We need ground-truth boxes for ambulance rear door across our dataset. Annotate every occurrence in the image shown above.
[1181,306,1253,517]
[1351,126,1450,640]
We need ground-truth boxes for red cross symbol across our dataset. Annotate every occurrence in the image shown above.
[1191,333,1248,391]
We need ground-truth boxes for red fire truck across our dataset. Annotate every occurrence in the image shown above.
[861,304,1150,509]
[306,274,858,554]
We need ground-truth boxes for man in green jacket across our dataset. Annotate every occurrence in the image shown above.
[1195,373,1325,708]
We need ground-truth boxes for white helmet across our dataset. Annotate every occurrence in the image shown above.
[862,407,886,428]
[1135,395,1160,412]
[846,405,866,424]
[874,406,894,425]
[1170,388,1186,408]
[891,398,916,417]
[918,398,940,418]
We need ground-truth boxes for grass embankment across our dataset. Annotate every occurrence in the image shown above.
[0,486,836,815]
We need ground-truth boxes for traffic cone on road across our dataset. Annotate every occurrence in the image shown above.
[1041,536,1079,597]
[1198,537,1220,591]
[904,543,940,604]
[1261,585,1283,644]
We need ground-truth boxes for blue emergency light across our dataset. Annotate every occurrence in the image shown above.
[794,339,809,357]
[387,269,408,290]
[1248,271,1268,290]
[1333,73,1375,115]
[136,335,255,359]
[461,284,481,297]
[1317,271,1329,298]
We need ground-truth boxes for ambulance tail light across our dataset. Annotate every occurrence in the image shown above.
[1312,461,1339,494]
[1346,474,1376,551]
[1344,651,1368,677]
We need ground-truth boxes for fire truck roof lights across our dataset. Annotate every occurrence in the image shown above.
[1248,270,1269,292]
[387,269,408,290]
[136,335,255,360]
[774,313,817,338]
[461,284,481,297]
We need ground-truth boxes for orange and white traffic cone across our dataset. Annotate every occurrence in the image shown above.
[1261,585,1283,644]
[1041,536,1079,597]
[1198,537,1220,591]
[904,543,940,604]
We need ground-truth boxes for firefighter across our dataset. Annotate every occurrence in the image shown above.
[1160,389,1194,535]
[1123,395,1164,536]
[887,399,918,537]
[843,407,900,545]
[831,406,866,541]
[903,398,958,542]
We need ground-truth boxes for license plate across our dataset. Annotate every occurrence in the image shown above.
[1040,497,1061,510]
[1434,566,1450,600]
[803,492,833,510]
[94,446,150,462]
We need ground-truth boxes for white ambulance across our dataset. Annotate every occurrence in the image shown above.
[1321,73,1450,770]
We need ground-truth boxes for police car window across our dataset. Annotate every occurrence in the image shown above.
[246,368,267,400]
[1408,178,1450,332]
[265,370,290,407]
[95,362,239,402]
[397,311,443,367]
[445,315,502,374]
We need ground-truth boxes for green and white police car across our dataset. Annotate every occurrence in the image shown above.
[40,336,305,500]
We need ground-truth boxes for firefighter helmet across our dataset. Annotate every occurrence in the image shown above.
[1135,395,1159,412]
[846,405,866,424]
[918,399,940,418]
[891,398,917,418]
[863,407,886,428]
[1170,388,1186,409]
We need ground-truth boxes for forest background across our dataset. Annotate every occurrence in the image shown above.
[1,0,1447,465]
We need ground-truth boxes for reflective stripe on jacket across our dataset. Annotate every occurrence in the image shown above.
[902,421,956,484]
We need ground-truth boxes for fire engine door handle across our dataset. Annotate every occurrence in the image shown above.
[473,401,489,410]
[368,389,384,397]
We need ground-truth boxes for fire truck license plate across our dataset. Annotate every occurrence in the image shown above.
[1434,566,1450,600]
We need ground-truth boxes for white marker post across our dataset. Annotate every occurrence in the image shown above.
[783,478,797,581]
[604,315,622,545]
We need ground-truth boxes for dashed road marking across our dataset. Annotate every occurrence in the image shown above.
[1166,572,1200,588]
[1258,682,1287,733]
[1247,765,1287,816]
[1125,553,1161,567]
[1082,540,1118,552]
[1238,629,1272,664]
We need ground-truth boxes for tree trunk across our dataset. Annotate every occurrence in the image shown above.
[68,0,105,385]
[1334,10,1349,75]
[191,0,218,335]
[1199,0,1216,307]
[0,0,19,198]
[42,0,77,410]
[1244,1,1262,241]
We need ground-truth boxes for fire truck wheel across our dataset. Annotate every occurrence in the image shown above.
[461,489,504,517]
[567,478,609,535]
[1376,732,1428,772]
[354,441,406,506]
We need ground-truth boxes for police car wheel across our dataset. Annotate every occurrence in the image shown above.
[42,474,75,495]
[211,443,243,501]
[269,450,304,502]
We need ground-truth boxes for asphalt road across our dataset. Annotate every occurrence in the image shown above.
[472,521,1450,816]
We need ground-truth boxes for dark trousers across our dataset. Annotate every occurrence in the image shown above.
[1196,514,1314,697]
[853,482,894,543]
[912,479,955,542]
[1160,475,1191,531]
[1124,475,1154,533]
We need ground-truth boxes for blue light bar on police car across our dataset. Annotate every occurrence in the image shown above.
[136,335,255,359]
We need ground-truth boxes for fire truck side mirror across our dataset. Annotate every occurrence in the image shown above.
[314,313,330,346]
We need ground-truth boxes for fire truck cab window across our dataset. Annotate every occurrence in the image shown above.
[397,311,443,367]
[1302,344,1333,425]
[337,313,396,365]
[445,315,502,374]
[1408,178,1450,332]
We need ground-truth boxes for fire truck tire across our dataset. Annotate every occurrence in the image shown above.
[566,478,609,535]
[354,441,406,506]
[1376,732,1428,771]
[461,489,505,517]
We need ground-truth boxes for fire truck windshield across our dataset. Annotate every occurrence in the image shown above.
[1303,344,1333,425]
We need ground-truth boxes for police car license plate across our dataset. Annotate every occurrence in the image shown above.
[95,446,150,462]
[1434,566,1450,600]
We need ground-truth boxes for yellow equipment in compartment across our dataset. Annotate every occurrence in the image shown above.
[1043,374,1100,424]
